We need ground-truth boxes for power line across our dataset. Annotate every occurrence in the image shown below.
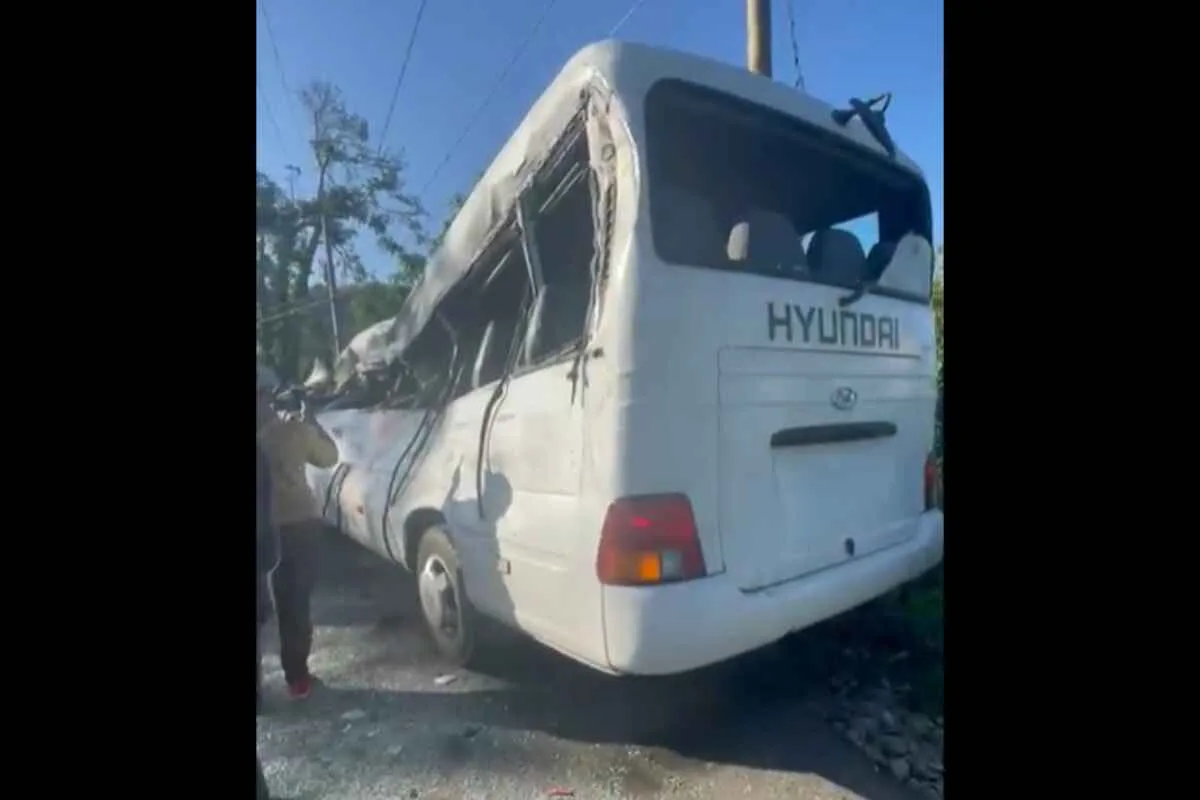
[607,0,651,37]
[259,0,304,142]
[258,296,328,327]
[785,0,806,90]
[378,0,431,155]
[258,0,305,174]
[257,74,290,160]
[418,0,562,196]
[257,289,359,327]
[258,0,292,97]
[419,0,652,199]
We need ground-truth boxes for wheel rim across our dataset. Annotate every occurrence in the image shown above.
[418,555,461,640]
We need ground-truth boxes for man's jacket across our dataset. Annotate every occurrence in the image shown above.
[258,417,339,527]
[257,443,278,620]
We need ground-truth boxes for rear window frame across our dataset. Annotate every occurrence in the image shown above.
[642,78,935,304]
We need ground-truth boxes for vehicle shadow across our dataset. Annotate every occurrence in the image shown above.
[282,530,925,800]
[294,529,413,632]
[304,459,518,635]
[439,463,518,638]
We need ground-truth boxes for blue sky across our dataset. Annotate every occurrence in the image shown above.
[257,0,943,278]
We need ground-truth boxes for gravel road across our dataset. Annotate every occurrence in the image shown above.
[257,532,926,800]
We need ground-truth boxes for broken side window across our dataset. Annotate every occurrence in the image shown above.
[522,123,597,368]
[439,225,534,401]
[384,317,455,410]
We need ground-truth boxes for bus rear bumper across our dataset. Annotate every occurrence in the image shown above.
[601,510,943,675]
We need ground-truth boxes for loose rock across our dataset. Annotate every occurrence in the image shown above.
[908,713,935,738]
[820,673,943,799]
[879,734,909,757]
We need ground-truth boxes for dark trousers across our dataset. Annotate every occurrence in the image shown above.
[269,521,321,684]
[257,562,272,712]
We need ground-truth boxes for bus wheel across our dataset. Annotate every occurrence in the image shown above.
[416,527,477,667]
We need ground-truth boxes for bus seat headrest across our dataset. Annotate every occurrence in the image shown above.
[726,210,807,274]
[808,229,866,286]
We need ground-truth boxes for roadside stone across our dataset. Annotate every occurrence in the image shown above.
[914,778,943,800]
[878,734,909,757]
[907,713,935,738]
[822,673,943,800]
[910,743,943,777]
[849,715,880,743]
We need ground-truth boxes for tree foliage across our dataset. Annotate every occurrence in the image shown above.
[257,82,434,383]
[256,82,487,384]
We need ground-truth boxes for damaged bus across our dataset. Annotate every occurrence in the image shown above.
[305,40,944,676]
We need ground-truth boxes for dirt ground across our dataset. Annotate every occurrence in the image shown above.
[257,532,928,800]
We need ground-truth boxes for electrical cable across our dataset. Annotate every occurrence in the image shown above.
[418,0,651,201]
[257,74,290,159]
[418,0,562,197]
[378,0,431,155]
[257,293,354,327]
[606,0,651,37]
[786,0,806,89]
[258,0,296,116]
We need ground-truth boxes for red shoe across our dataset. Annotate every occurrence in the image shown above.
[286,677,312,699]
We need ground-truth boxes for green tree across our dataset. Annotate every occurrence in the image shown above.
[257,81,429,383]
[302,279,412,360]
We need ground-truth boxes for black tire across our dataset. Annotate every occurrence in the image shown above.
[415,527,477,667]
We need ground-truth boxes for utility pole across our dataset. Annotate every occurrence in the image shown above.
[747,0,772,77]
[313,140,342,356]
[321,212,342,355]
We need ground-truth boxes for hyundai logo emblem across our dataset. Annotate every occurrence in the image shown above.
[831,386,857,411]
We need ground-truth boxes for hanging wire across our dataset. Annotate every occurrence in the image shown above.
[786,0,806,90]
[377,0,431,155]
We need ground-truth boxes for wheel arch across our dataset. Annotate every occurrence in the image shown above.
[401,506,448,571]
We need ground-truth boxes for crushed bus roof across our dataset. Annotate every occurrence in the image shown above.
[333,39,925,384]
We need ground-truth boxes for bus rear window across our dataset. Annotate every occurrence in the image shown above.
[644,79,933,299]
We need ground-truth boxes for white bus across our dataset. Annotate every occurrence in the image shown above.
[307,40,944,677]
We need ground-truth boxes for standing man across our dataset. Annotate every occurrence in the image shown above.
[257,366,339,699]
[257,425,278,712]
[257,369,280,800]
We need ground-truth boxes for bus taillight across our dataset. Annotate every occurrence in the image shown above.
[924,454,942,510]
[596,493,707,586]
